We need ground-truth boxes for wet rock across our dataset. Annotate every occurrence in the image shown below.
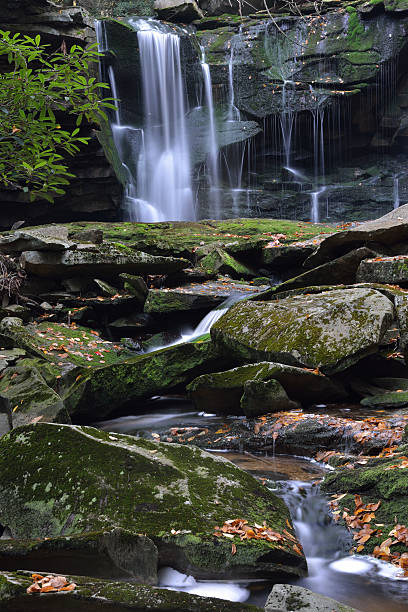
[20,245,189,279]
[154,0,204,22]
[199,247,256,279]
[265,583,358,612]
[0,570,259,611]
[0,423,306,580]
[0,226,74,253]
[188,362,347,415]
[211,288,394,375]
[93,278,119,296]
[109,313,152,332]
[241,379,300,417]
[0,529,158,583]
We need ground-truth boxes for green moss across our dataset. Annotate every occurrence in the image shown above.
[0,424,305,578]
[346,6,374,51]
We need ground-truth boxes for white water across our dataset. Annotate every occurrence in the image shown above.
[201,49,221,219]
[158,567,250,602]
[394,176,400,209]
[121,20,195,222]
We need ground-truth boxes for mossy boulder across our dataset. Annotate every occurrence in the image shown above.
[188,362,346,414]
[65,339,228,419]
[0,570,260,611]
[0,366,69,432]
[199,248,256,279]
[20,245,189,279]
[0,529,158,583]
[240,379,299,417]
[322,452,408,555]
[211,288,394,375]
[0,424,306,580]
[360,390,408,408]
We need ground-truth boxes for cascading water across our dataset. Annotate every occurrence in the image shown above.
[394,176,400,209]
[200,49,221,219]
[130,19,195,222]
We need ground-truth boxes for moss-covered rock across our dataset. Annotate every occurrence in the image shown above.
[199,248,256,278]
[0,366,69,432]
[188,361,346,414]
[322,451,408,555]
[21,220,333,261]
[0,570,260,611]
[0,424,306,580]
[0,529,158,583]
[360,390,408,407]
[64,339,229,419]
[211,288,394,374]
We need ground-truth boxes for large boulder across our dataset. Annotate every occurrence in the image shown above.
[0,424,306,580]
[188,362,347,415]
[20,245,189,279]
[211,288,394,375]
[0,570,259,611]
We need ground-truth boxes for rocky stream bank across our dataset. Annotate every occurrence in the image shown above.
[1,210,408,609]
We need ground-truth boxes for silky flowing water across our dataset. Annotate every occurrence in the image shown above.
[96,403,408,611]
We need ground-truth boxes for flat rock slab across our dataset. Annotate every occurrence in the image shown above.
[0,529,158,583]
[265,584,358,612]
[357,255,408,285]
[144,281,265,314]
[188,362,346,415]
[211,288,394,374]
[0,571,260,611]
[0,226,74,253]
[20,246,189,278]
[305,203,408,268]
[0,424,306,580]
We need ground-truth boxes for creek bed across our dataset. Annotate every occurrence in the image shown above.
[95,401,408,611]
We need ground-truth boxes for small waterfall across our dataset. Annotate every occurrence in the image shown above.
[280,80,296,170]
[227,46,240,122]
[201,49,220,219]
[393,176,400,209]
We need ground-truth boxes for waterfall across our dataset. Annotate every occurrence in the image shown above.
[393,176,400,209]
[200,49,221,219]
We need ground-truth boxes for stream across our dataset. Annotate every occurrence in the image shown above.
[96,404,408,611]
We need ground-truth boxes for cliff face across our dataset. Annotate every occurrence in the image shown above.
[2,0,408,225]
